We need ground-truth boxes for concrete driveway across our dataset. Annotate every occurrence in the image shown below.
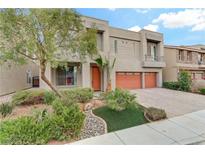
[132,88,205,118]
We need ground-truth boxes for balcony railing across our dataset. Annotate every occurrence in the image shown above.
[144,55,164,62]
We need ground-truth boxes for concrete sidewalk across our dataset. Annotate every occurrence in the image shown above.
[71,110,205,145]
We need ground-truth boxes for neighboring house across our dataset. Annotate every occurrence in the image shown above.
[163,45,205,82]
[0,60,39,96]
[40,16,166,91]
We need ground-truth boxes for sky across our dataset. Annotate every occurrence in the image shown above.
[76,8,205,46]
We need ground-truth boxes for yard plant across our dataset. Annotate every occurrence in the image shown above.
[0,103,13,117]
[199,88,205,95]
[0,98,85,144]
[163,71,192,92]
[103,88,137,111]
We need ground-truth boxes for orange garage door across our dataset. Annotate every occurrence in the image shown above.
[145,72,157,88]
[116,72,142,89]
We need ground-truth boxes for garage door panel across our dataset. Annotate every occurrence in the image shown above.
[116,72,142,89]
[145,72,156,88]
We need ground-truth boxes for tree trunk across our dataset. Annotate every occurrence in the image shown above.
[40,62,62,97]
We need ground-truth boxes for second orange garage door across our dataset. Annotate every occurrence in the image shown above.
[116,72,142,89]
[145,72,157,88]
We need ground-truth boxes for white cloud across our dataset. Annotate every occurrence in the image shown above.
[128,25,141,32]
[153,9,205,31]
[143,24,159,31]
[135,9,151,14]
[108,8,116,11]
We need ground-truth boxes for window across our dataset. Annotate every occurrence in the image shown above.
[114,40,118,53]
[26,70,32,84]
[198,53,203,63]
[178,50,184,61]
[97,33,103,51]
[187,51,192,62]
[56,65,77,86]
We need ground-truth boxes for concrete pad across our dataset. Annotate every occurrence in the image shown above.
[71,133,123,145]
[177,136,205,145]
[169,116,205,135]
[115,125,175,145]
[185,113,205,124]
[147,120,198,142]
[193,110,205,118]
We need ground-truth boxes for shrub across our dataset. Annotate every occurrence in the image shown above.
[103,88,138,111]
[0,103,13,117]
[163,82,180,90]
[43,91,56,105]
[145,107,167,121]
[178,71,192,92]
[200,88,205,95]
[0,99,85,144]
[0,116,52,144]
[60,88,93,104]
[51,99,85,138]
[12,90,45,106]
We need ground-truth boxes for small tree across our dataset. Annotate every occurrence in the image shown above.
[0,9,97,97]
[178,71,192,92]
[94,55,116,91]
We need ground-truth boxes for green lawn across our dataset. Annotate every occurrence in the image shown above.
[93,106,148,132]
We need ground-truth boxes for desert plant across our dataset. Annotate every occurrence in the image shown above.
[43,91,56,105]
[145,107,167,121]
[104,88,138,111]
[178,71,192,92]
[0,99,85,144]
[60,88,93,104]
[0,103,13,117]
[199,88,205,95]
[12,90,45,106]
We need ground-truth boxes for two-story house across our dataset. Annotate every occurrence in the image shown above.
[40,16,166,91]
[163,45,205,82]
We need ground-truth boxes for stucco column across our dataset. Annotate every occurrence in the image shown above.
[157,70,163,87]
[39,63,52,90]
[82,62,90,88]
[142,72,145,89]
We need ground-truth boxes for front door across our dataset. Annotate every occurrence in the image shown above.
[92,66,101,91]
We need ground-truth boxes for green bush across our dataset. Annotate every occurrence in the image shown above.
[103,88,138,111]
[163,82,180,90]
[145,107,167,121]
[0,116,52,144]
[12,90,45,106]
[43,91,56,105]
[0,103,13,117]
[51,99,85,138]
[200,88,205,95]
[178,71,192,92]
[0,98,85,144]
[60,88,93,104]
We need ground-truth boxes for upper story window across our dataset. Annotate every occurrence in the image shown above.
[187,51,192,62]
[178,50,184,61]
[114,40,118,53]
[97,33,103,52]
[198,53,203,62]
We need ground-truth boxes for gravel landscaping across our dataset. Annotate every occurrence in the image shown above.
[80,110,107,140]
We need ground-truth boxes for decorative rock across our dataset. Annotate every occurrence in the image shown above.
[79,110,107,140]
[84,103,94,111]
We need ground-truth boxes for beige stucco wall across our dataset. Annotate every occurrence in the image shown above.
[0,61,38,96]
[40,16,165,90]
[163,47,178,82]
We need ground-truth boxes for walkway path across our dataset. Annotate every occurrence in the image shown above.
[71,109,205,145]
